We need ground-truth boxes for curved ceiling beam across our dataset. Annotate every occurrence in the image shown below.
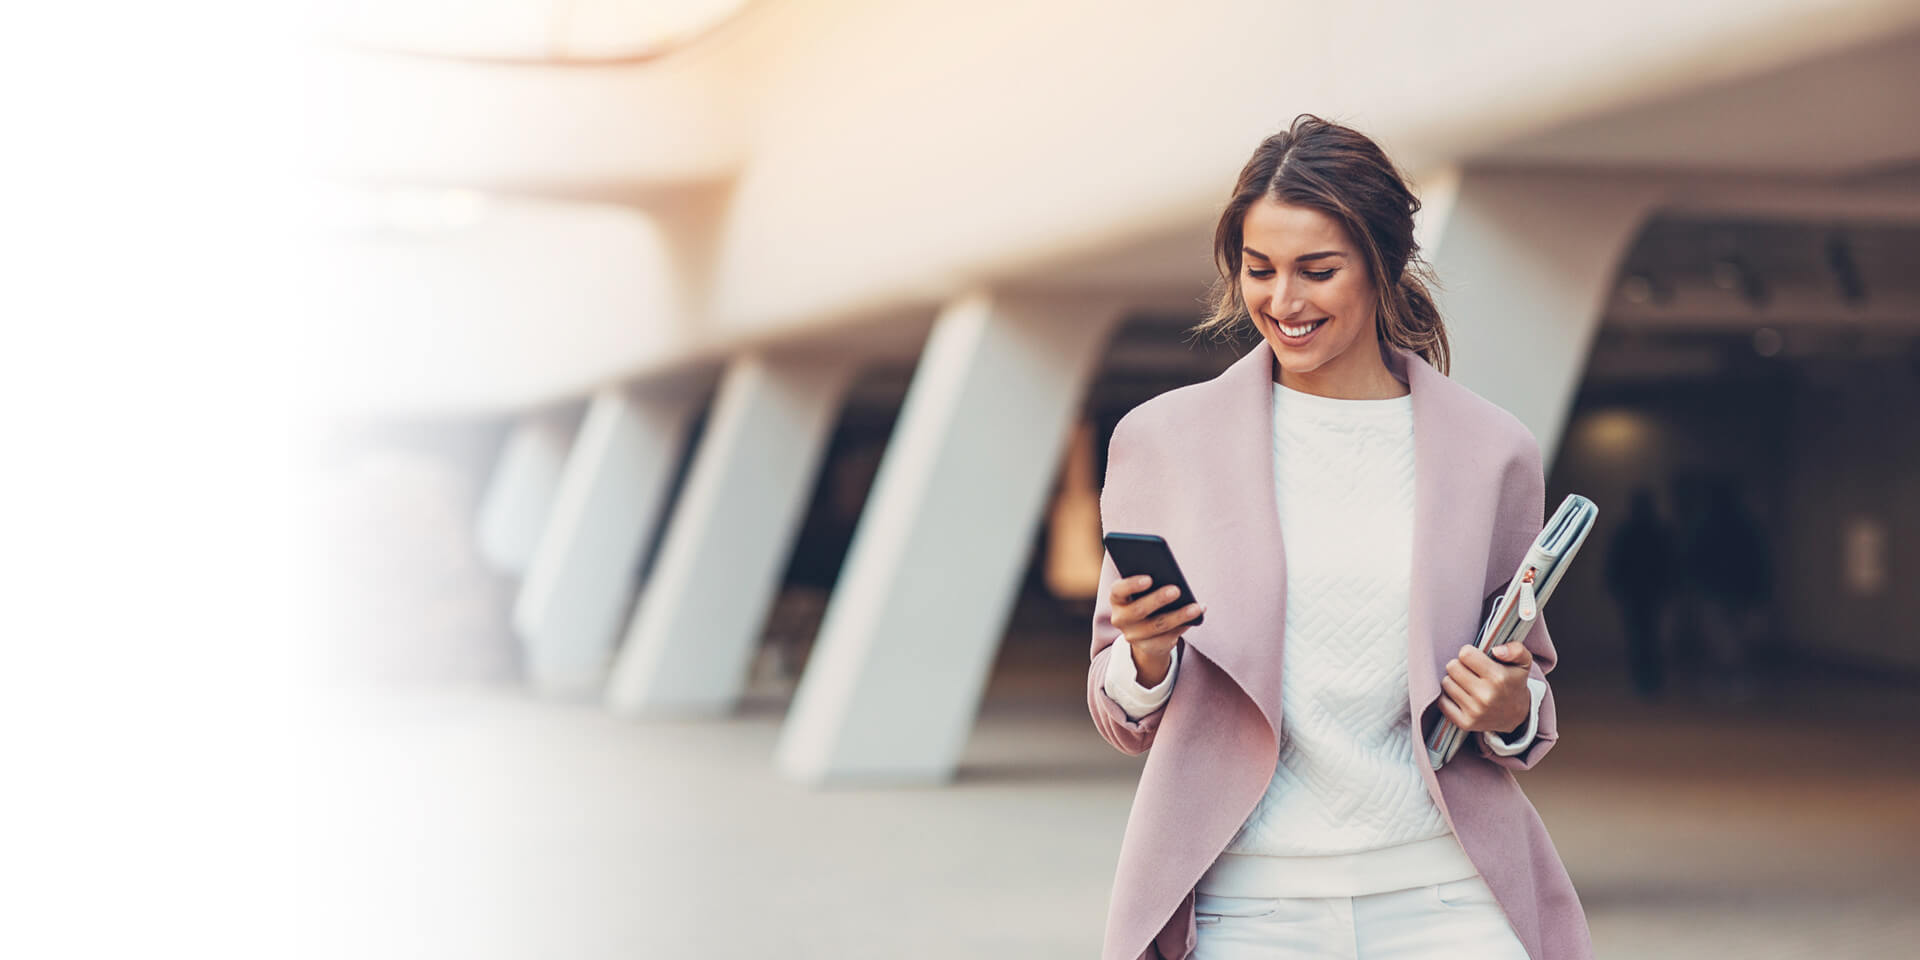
[307,0,821,191]
[308,194,695,419]
[325,0,758,66]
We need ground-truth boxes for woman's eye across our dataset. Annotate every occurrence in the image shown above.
[1245,267,1335,280]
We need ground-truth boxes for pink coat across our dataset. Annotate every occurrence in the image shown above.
[1087,344,1592,960]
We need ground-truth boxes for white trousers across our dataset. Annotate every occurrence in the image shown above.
[1191,874,1530,960]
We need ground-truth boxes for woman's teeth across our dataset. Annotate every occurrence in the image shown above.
[1281,319,1325,337]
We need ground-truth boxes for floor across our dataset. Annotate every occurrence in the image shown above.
[291,654,1920,959]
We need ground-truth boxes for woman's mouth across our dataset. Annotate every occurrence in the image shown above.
[1276,317,1327,343]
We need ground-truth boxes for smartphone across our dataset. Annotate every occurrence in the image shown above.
[1101,532,1204,627]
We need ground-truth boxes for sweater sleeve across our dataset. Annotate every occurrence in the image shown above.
[1102,637,1180,722]
[1480,676,1546,756]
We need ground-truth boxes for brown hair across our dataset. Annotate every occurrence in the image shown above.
[1188,113,1450,375]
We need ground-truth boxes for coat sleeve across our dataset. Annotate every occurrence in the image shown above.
[1089,549,1169,755]
[1474,429,1561,773]
[1086,413,1172,755]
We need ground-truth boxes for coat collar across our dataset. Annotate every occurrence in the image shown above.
[1175,343,1479,742]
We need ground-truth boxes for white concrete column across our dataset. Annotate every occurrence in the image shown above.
[605,351,860,718]
[774,290,1123,786]
[513,378,706,697]
[475,411,574,576]
[1419,169,1663,468]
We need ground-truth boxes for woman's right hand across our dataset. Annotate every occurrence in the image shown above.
[1109,576,1205,687]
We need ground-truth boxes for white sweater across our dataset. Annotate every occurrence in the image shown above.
[1102,380,1544,897]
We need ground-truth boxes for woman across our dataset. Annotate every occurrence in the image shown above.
[1086,115,1592,960]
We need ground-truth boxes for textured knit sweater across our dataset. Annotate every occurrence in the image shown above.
[1102,379,1544,897]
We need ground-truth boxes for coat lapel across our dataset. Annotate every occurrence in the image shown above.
[1171,345,1288,741]
[1400,346,1491,823]
[1401,347,1458,724]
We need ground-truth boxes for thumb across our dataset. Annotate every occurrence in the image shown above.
[1493,641,1533,666]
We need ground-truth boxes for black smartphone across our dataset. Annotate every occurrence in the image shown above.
[1101,532,1203,627]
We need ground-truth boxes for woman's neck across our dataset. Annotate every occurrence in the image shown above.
[1271,345,1409,400]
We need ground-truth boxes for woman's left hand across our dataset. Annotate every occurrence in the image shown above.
[1439,641,1533,735]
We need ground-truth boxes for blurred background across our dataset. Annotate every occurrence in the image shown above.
[275,2,1920,957]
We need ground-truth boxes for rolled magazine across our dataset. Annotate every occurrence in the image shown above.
[1426,493,1599,770]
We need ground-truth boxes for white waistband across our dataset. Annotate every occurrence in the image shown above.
[1196,834,1480,899]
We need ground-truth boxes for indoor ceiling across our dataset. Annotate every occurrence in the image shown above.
[1604,216,1920,331]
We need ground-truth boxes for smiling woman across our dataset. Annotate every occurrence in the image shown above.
[1191,114,1450,397]
[1090,113,1589,960]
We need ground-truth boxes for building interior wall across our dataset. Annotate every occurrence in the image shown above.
[1781,352,1920,672]
[1548,337,1919,686]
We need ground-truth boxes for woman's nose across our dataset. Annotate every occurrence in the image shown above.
[1269,282,1307,320]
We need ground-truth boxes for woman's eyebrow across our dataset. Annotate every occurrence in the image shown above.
[1242,246,1345,263]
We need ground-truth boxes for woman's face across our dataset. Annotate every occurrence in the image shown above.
[1238,197,1383,390]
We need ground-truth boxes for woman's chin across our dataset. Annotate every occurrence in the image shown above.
[1269,342,1328,374]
